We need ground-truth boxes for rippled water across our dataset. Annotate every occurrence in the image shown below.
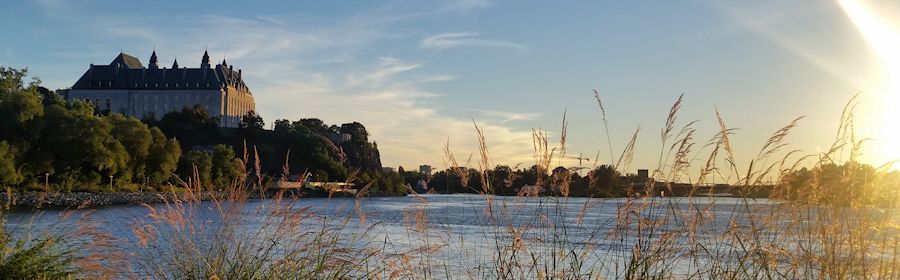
[3,194,784,277]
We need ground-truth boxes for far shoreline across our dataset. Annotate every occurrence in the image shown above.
[0,190,384,210]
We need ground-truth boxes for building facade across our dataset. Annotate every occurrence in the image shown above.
[66,50,255,127]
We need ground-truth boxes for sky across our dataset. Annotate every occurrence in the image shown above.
[1,0,898,178]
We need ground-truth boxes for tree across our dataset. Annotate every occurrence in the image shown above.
[146,127,181,185]
[588,165,623,197]
[157,105,219,149]
[340,122,368,142]
[239,110,264,130]
[107,113,152,182]
[296,118,328,134]
[177,150,213,188]
[273,119,291,133]
[0,141,21,186]
[210,144,243,188]
[0,67,39,97]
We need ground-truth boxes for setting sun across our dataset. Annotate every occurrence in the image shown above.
[839,0,900,168]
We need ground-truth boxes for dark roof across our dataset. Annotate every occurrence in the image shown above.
[111,53,144,69]
[71,52,250,93]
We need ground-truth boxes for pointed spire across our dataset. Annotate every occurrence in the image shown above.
[149,49,159,69]
[172,56,179,69]
[221,55,227,66]
[201,48,210,69]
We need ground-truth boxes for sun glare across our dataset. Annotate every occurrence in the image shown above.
[838,0,900,169]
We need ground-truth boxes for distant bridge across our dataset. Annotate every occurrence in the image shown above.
[273,180,357,195]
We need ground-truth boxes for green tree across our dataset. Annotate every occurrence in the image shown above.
[211,144,243,188]
[239,110,265,130]
[158,105,219,149]
[177,151,213,189]
[146,127,181,185]
[273,119,291,133]
[107,113,152,183]
[0,67,39,97]
[0,141,21,186]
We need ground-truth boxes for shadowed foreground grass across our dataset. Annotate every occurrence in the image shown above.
[3,94,899,279]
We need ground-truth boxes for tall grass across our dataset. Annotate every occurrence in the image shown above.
[5,92,897,279]
[129,164,379,279]
[0,197,121,279]
[366,92,899,279]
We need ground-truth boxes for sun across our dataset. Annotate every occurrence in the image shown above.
[838,0,900,169]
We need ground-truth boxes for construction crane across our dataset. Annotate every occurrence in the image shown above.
[563,154,590,167]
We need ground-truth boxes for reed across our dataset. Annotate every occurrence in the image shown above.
[6,91,897,279]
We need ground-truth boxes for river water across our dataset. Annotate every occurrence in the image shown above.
[4,194,880,278]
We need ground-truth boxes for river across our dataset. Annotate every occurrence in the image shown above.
[6,194,891,278]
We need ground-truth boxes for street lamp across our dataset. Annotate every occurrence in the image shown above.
[44,173,49,191]
[109,175,114,191]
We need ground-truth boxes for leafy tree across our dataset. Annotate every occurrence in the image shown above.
[157,105,219,149]
[273,119,291,133]
[0,89,44,150]
[146,127,181,185]
[107,113,152,182]
[210,144,243,188]
[0,67,39,97]
[295,118,329,134]
[339,122,368,142]
[0,141,21,186]
[588,165,623,197]
[239,110,265,130]
[177,150,213,188]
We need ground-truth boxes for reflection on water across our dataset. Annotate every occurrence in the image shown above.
[8,194,892,278]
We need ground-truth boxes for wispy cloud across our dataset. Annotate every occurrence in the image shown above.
[82,10,534,167]
[471,109,541,123]
[347,57,420,87]
[420,32,526,51]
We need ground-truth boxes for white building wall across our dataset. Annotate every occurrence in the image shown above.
[67,89,228,124]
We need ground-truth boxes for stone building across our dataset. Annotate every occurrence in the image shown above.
[66,50,255,127]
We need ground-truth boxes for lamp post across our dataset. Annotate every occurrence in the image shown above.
[109,175,114,191]
[44,173,49,191]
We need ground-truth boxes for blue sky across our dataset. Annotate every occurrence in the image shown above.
[2,0,897,176]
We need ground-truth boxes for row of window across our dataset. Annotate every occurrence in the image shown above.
[88,80,215,89]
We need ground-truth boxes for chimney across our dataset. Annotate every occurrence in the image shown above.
[238,69,242,79]
[89,64,94,77]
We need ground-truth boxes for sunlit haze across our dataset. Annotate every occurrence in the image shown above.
[1,0,896,172]
[839,0,900,169]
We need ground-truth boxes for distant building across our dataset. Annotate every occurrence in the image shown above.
[419,165,432,176]
[66,50,255,127]
[637,169,649,184]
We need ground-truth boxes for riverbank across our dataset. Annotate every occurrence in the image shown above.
[0,189,399,209]
[0,191,263,209]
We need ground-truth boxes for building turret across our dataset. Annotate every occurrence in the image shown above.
[149,50,159,69]
[172,57,179,69]
[201,50,210,69]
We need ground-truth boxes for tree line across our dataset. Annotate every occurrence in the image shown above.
[394,164,640,198]
[0,66,404,194]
